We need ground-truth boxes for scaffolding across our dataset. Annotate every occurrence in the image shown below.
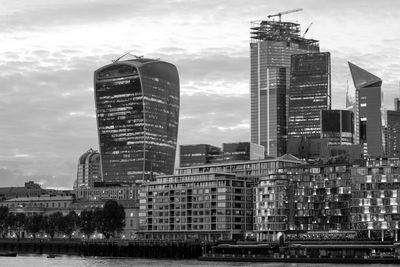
[250,20,319,49]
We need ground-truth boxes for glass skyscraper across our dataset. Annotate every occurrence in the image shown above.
[250,20,319,157]
[288,52,331,139]
[94,58,180,183]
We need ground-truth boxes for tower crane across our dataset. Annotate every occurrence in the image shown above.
[267,8,303,22]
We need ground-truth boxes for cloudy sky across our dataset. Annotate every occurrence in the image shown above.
[0,0,399,189]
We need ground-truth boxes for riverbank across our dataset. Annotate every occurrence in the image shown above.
[199,254,400,264]
[0,239,206,259]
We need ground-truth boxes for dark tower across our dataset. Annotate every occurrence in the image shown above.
[94,58,180,183]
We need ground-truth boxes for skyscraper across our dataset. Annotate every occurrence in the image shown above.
[250,20,319,157]
[386,110,400,157]
[349,62,383,157]
[75,148,101,189]
[94,58,180,183]
[288,52,331,139]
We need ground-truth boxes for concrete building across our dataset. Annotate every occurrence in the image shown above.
[288,52,331,139]
[250,20,319,157]
[94,57,180,183]
[349,62,383,157]
[138,173,253,241]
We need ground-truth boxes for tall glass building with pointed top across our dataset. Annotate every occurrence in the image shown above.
[94,58,180,183]
[348,62,382,157]
[250,20,319,157]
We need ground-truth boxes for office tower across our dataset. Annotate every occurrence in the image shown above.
[222,142,265,162]
[288,52,331,139]
[250,20,319,157]
[321,110,354,146]
[179,144,221,167]
[386,110,400,157]
[349,62,383,157]
[75,148,101,188]
[395,98,400,112]
[94,58,180,183]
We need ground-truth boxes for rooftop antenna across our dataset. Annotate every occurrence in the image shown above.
[267,8,303,22]
[111,51,144,63]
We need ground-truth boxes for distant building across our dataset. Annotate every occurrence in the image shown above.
[179,144,221,168]
[75,182,138,201]
[386,110,400,157]
[288,52,331,139]
[321,110,354,146]
[222,142,264,162]
[0,181,68,201]
[349,62,383,157]
[176,154,304,178]
[250,20,319,157]
[0,194,74,216]
[75,148,101,189]
[94,58,180,183]
[138,173,254,241]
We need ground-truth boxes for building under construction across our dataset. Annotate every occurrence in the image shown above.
[250,18,319,157]
[250,20,319,50]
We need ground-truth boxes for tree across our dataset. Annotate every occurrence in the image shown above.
[5,213,26,240]
[79,209,96,239]
[43,212,63,239]
[59,211,79,239]
[97,200,125,239]
[0,206,9,238]
[25,214,44,239]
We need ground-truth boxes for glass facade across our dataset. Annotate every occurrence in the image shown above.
[94,59,179,183]
[250,20,319,157]
[321,110,354,146]
[288,52,331,139]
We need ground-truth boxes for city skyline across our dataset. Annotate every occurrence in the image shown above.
[1,0,400,188]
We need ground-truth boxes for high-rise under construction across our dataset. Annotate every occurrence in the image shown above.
[250,19,319,157]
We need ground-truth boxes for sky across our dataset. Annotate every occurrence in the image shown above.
[0,0,399,189]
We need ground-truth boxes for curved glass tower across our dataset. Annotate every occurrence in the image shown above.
[94,58,180,183]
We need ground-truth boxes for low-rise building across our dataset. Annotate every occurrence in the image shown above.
[0,194,74,216]
[138,173,253,241]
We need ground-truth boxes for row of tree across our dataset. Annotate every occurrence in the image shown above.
[0,200,125,240]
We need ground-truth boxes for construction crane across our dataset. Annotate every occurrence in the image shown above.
[267,8,303,22]
[302,22,313,38]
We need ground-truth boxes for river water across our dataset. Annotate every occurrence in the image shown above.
[0,254,399,267]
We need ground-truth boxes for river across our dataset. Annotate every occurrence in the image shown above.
[0,254,399,267]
